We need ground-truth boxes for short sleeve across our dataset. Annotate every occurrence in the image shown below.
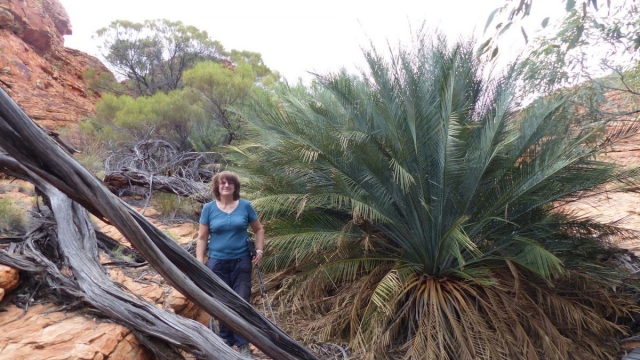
[246,201,258,223]
[199,202,211,225]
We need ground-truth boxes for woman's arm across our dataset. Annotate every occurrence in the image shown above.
[196,223,209,264]
[250,219,265,265]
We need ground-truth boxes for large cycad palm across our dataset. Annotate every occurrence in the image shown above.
[234,37,640,359]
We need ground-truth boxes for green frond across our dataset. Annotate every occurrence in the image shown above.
[510,236,564,280]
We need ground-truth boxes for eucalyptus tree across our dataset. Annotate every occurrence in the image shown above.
[482,0,640,95]
[95,19,224,95]
[233,36,640,359]
[183,59,279,147]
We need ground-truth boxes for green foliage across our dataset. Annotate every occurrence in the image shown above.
[183,61,261,145]
[483,0,640,94]
[90,18,281,156]
[188,117,229,152]
[0,197,27,235]
[83,67,124,96]
[95,19,224,95]
[234,35,640,358]
[91,90,206,150]
[89,25,280,152]
[228,49,281,87]
[112,245,135,263]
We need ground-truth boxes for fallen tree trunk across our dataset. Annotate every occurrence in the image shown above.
[104,168,213,203]
[46,179,240,359]
[0,165,239,359]
[0,87,317,360]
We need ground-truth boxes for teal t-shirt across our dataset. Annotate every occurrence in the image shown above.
[199,199,258,260]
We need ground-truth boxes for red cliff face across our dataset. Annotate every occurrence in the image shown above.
[0,0,111,129]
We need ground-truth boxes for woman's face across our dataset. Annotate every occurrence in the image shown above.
[218,179,235,196]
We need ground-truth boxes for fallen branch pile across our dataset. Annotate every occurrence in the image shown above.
[104,168,212,203]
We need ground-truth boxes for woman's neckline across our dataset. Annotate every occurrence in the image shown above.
[215,199,240,214]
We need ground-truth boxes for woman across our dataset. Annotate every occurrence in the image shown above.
[197,170,264,357]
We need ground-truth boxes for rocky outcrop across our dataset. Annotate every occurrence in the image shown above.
[0,264,19,302]
[561,93,640,253]
[0,0,111,129]
[0,304,150,360]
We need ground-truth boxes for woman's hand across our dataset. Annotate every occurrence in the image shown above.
[250,219,265,266]
[252,249,263,265]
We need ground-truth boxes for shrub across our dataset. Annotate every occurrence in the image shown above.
[0,198,27,234]
[154,192,198,221]
[235,35,640,359]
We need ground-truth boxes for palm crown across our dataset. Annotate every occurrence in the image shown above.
[234,37,640,359]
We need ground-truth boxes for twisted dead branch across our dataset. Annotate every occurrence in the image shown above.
[1,166,239,359]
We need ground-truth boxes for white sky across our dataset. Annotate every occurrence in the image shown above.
[58,0,564,83]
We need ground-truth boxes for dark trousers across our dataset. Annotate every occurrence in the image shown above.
[206,256,252,347]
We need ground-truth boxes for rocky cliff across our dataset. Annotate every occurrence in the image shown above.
[0,0,110,129]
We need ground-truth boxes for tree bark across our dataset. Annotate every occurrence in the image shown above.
[0,87,317,360]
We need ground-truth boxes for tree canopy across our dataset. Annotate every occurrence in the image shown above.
[95,19,225,95]
[482,0,640,92]
[183,61,259,145]
[87,20,280,153]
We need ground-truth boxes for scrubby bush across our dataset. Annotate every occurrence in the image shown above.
[0,198,28,234]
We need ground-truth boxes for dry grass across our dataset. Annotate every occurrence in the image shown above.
[153,192,198,221]
[0,197,28,234]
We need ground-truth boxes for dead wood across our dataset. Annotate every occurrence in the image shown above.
[1,158,241,358]
[0,87,318,360]
[104,168,212,203]
[95,229,147,264]
[0,166,258,359]
[0,222,91,312]
[46,180,240,359]
[104,140,217,182]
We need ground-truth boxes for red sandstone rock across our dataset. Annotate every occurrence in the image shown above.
[0,264,20,297]
[0,0,112,130]
[0,304,150,359]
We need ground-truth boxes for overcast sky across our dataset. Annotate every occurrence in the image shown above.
[58,0,562,82]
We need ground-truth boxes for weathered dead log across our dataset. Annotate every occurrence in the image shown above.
[1,159,241,358]
[0,87,318,360]
[46,181,240,359]
[104,168,213,203]
[0,223,92,311]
